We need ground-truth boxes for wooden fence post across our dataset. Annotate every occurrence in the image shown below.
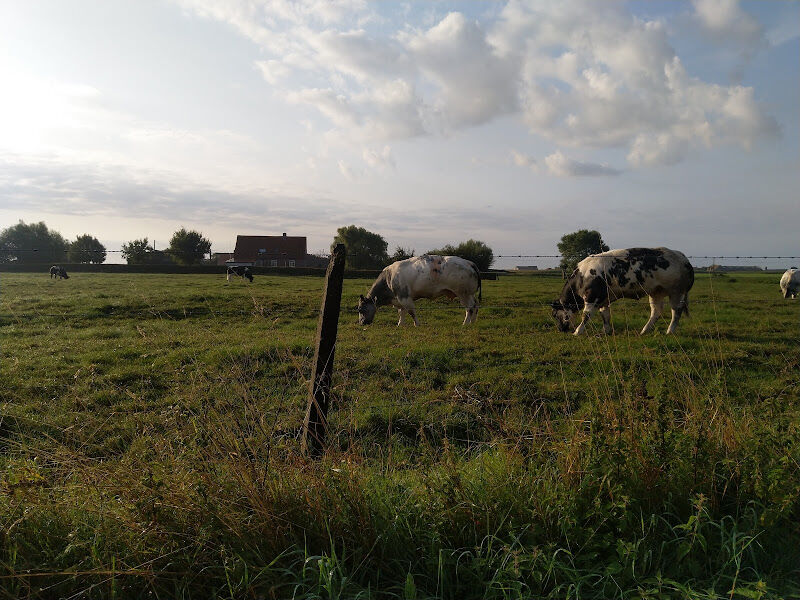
[301,243,347,457]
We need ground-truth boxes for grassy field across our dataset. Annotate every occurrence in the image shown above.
[1,271,798,599]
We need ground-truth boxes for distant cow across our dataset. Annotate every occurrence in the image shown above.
[551,247,694,335]
[226,266,253,283]
[49,266,69,279]
[780,268,799,298]
[358,255,481,326]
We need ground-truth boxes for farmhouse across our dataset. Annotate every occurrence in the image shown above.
[211,252,234,266]
[229,234,327,268]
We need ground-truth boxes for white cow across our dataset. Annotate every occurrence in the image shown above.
[780,268,799,298]
[357,255,482,326]
[551,247,694,335]
[226,266,253,282]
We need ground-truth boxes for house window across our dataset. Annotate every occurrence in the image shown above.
[258,248,266,253]
[270,259,278,267]
[288,260,296,267]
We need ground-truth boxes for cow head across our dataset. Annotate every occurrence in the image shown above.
[357,294,377,325]
[550,301,577,333]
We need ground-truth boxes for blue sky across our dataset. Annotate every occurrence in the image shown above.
[0,0,797,267]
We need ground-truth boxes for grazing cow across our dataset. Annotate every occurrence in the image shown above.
[551,247,694,335]
[780,268,799,298]
[357,254,481,326]
[49,266,69,279]
[226,266,253,282]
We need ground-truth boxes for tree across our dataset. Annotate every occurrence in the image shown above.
[0,220,69,264]
[390,246,415,262]
[122,238,153,265]
[428,239,494,271]
[557,229,609,275]
[68,234,107,264]
[331,225,389,270]
[166,228,212,265]
[121,238,174,265]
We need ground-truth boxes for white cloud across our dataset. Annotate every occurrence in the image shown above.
[690,0,767,81]
[286,88,361,129]
[692,0,763,45]
[510,149,537,170]
[363,145,395,170]
[544,151,620,177]
[255,59,290,84]
[169,0,780,168]
[403,12,519,128]
[766,15,800,47]
[337,159,360,180]
[628,133,689,167]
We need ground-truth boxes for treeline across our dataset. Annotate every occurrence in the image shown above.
[1,219,610,273]
[0,221,212,266]
[332,225,496,271]
[120,229,210,265]
[330,225,610,274]
[0,221,106,264]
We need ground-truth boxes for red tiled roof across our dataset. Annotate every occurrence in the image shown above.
[233,235,307,262]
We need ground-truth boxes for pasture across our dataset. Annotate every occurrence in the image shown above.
[1,271,798,599]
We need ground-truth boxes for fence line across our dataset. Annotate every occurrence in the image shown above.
[0,298,793,322]
[4,248,800,260]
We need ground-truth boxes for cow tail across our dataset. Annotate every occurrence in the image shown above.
[682,293,689,318]
[472,263,482,304]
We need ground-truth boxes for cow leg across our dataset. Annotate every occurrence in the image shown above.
[573,303,598,335]
[640,296,664,334]
[397,300,418,326]
[666,293,686,334]
[599,305,613,334]
[460,294,478,325]
[397,309,406,326]
[226,272,231,282]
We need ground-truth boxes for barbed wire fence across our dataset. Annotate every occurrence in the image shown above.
[1,252,798,322]
[3,248,799,259]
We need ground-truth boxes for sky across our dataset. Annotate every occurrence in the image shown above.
[0,0,798,268]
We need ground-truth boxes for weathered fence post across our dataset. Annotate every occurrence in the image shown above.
[301,243,346,457]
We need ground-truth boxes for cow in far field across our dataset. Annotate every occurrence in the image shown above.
[227,266,253,282]
[49,266,69,279]
[551,247,694,335]
[780,268,799,298]
[357,255,481,326]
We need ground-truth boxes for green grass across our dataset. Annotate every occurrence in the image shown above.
[1,271,798,598]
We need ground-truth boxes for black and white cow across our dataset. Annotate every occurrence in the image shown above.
[358,255,481,326]
[551,247,694,335]
[226,266,253,283]
[780,268,799,298]
[49,266,69,279]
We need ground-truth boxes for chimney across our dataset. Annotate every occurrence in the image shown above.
[282,232,286,236]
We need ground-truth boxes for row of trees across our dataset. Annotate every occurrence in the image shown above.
[0,221,213,265]
[331,225,495,271]
[121,229,211,265]
[0,221,107,264]
[331,225,609,274]
[2,219,607,272]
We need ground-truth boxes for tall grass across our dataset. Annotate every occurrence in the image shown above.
[1,272,798,598]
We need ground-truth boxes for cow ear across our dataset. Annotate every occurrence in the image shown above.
[359,294,365,302]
